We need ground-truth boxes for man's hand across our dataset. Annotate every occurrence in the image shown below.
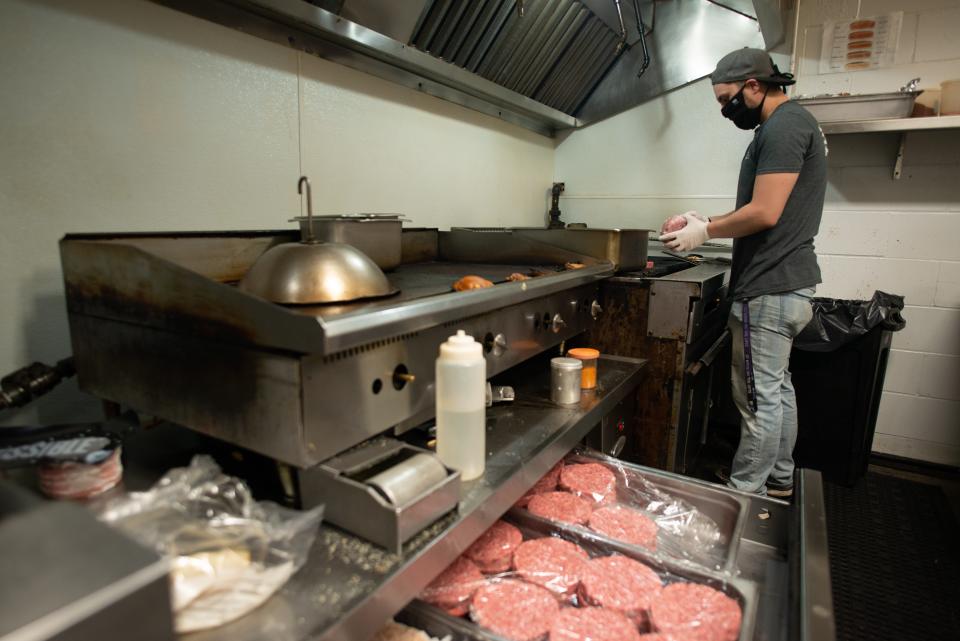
[659,210,706,235]
[661,213,710,252]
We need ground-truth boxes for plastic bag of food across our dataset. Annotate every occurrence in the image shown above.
[512,450,727,571]
[95,455,323,632]
[415,518,744,641]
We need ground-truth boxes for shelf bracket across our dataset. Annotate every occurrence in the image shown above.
[893,132,906,180]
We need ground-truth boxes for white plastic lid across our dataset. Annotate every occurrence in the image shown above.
[551,357,583,370]
[439,330,483,361]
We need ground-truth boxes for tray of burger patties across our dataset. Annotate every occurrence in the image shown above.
[398,451,757,641]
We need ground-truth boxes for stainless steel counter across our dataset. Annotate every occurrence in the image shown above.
[184,355,647,641]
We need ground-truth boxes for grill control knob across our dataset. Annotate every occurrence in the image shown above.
[493,333,508,356]
[591,300,603,319]
[551,313,566,334]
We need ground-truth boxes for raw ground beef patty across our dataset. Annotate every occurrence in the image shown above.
[588,505,659,551]
[419,556,485,610]
[559,463,617,503]
[649,582,742,641]
[512,536,589,596]
[464,520,523,574]
[470,579,560,641]
[578,555,663,624]
[515,461,564,508]
[526,491,593,525]
[548,607,642,641]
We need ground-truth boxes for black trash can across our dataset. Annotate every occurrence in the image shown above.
[790,291,906,486]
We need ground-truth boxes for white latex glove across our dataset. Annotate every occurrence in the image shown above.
[661,213,710,253]
[659,211,707,235]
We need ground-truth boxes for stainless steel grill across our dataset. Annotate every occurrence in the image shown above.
[60,229,613,469]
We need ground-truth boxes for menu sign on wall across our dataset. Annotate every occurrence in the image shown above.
[819,12,902,74]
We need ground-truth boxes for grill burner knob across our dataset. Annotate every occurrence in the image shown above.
[551,314,566,334]
[492,333,507,356]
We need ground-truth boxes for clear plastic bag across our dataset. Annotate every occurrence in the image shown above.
[95,455,323,632]
[514,449,727,571]
[417,518,744,641]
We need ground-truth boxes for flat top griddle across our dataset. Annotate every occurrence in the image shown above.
[297,261,563,321]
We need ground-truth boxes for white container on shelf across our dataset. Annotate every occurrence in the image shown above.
[435,330,486,481]
[941,79,960,115]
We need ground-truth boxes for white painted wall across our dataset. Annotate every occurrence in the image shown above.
[555,0,960,466]
[0,0,554,426]
[792,0,960,467]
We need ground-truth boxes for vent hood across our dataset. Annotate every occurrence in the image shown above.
[154,0,789,136]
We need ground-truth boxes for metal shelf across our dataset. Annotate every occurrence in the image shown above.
[819,115,960,179]
[182,355,648,641]
[819,115,960,134]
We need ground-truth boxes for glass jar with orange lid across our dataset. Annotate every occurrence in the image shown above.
[567,347,600,389]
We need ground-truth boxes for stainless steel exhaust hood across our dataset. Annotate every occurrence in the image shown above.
[153,0,788,136]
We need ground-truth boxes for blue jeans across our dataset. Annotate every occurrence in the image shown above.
[728,288,815,494]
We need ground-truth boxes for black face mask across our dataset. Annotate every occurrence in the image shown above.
[721,85,768,130]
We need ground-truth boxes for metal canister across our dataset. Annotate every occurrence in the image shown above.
[365,452,449,506]
[551,357,583,405]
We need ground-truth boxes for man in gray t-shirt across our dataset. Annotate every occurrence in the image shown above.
[660,48,827,497]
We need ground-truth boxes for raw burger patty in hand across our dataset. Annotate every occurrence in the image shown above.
[649,582,742,641]
[527,491,594,525]
[464,520,523,574]
[470,579,560,641]
[588,505,659,550]
[512,537,589,597]
[548,607,642,641]
[662,215,688,234]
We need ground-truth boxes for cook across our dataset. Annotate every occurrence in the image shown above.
[659,48,827,498]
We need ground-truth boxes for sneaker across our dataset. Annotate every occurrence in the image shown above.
[766,485,794,498]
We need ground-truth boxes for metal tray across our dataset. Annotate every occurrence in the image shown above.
[447,228,649,271]
[794,91,920,122]
[402,518,758,641]
[511,450,750,574]
[290,214,402,270]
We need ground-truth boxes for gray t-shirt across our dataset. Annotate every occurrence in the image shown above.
[729,100,827,300]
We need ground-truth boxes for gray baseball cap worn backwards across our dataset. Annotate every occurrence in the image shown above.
[711,48,796,86]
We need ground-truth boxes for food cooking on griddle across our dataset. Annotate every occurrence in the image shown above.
[453,275,494,291]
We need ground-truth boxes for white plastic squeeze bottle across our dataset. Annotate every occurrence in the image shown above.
[435,330,486,481]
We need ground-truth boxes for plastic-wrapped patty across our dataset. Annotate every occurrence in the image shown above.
[578,555,663,625]
[464,520,523,574]
[527,491,593,526]
[512,537,589,597]
[515,461,564,508]
[649,583,742,641]
[471,579,560,641]
[559,463,617,504]
[548,607,642,641]
[588,505,659,551]
[419,556,485,611]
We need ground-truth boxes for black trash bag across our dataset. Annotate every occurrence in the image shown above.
[794,290,906,352]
